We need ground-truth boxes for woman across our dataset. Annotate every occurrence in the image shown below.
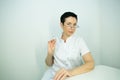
[42,12,94,80]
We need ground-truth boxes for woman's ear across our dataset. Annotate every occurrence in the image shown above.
[60,22,64,29]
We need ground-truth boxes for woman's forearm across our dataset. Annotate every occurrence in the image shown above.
[45,53,54,66]
[70,62,94,76]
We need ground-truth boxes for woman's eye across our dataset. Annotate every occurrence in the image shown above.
[67,23,71,25]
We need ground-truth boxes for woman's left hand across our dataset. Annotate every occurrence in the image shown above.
[53,68,72,80]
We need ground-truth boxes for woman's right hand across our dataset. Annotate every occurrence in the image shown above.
[48,39,56,56]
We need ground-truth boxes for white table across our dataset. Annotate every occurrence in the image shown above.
[66,65,120,80]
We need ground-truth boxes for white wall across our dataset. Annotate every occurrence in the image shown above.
[100,0,120,68]
[0,0,120,80]
[0,0,49,80]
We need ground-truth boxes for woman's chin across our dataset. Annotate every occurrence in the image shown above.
[67,33,73,37]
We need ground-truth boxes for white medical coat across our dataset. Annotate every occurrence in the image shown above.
[52,34,90,72]
[41,34,90,80]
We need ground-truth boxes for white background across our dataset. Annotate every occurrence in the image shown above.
[0,0,120,80]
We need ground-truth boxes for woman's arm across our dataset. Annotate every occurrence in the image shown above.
[53,52,94,80]
[45,53,54,66]
[45,39,56,66]
[69,52,94,76]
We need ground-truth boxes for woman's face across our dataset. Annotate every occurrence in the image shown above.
[61,16,77,37]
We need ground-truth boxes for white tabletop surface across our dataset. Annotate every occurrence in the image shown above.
[66,65,120,80]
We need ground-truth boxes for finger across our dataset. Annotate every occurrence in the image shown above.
[48,40,55,46]
[49,40,56,46]
[52,40,56,46]
[59,70,72,80]
[52,40,56,45]
[66,71,71,77]
[54,70,63,80]
[51,39,56,42]
[56,71,65,80]
[54,68,64,80]
[60,73,67,80]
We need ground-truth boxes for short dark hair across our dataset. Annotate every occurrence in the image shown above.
[60,12,78,24]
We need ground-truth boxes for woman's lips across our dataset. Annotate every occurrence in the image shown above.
[68,31,74,34]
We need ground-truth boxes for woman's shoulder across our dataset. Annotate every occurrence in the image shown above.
[73,34,84,41]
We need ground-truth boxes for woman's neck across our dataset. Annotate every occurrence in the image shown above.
[61,33,69,43]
